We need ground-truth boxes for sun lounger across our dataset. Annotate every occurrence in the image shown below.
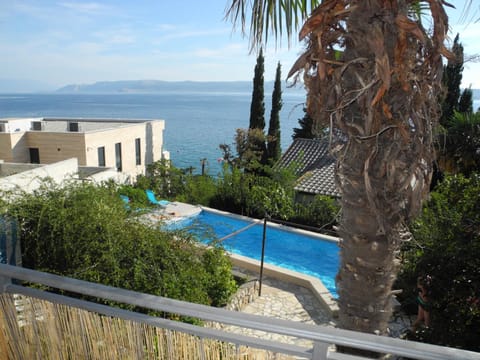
[145,190,170,207]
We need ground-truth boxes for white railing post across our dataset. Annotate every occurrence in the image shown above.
[199,338,206,360]
[0,275,10,293]
[312,341,330,360]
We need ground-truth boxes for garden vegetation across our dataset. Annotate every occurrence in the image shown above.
[397,173,480,351]
[0,181,237,314]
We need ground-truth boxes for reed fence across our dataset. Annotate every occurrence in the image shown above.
[0,294,291,359]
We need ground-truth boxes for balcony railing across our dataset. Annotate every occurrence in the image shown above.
[0,263,479,360]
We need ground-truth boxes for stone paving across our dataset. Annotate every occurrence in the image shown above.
[223,276,336,349]
[225,275,413,351]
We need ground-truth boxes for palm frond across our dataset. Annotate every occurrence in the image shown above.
[225,0,321,52]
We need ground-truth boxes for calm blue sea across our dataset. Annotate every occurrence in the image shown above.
[0,91,305,174]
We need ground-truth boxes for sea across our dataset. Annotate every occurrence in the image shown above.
[1,91,479,175]
[0,90,306,175]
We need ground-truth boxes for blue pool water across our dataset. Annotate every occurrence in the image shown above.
[168,210,340,297]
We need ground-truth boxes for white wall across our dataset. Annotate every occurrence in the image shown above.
[0,158,79,194]
[0,118,42,133]
[0,158,130,196]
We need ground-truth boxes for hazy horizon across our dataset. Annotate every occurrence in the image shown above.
[0,78,302,94]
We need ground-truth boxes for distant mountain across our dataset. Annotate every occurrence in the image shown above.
[57,80,257,94]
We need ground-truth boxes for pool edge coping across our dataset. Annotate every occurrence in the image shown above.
[199,206,340,317]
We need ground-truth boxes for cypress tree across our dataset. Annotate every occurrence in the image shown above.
[292,108,315,139]
[266,62,282,163]
[458,87,473,114]
[441,34,464,127]
[249,48,265,130]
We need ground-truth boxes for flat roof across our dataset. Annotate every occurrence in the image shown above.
[0,117,165,133]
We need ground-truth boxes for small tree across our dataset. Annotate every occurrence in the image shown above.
[266,62,282,163]
[234,128,267,173]
[291,195,340,232]
[139,159,186,199]
[248,177,294,219]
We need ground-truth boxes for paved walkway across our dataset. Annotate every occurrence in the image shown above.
[224,276,336,349]
[225,275,413,350]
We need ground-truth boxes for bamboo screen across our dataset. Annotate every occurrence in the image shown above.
[0,294,295,359]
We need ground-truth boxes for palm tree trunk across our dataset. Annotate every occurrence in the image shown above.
[331,0,442,335]
[336,139,403,334]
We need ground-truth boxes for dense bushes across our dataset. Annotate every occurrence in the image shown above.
[176,174,217,206]
[397,173,480,351]
[138,160,339,233]
[1,181,237,309]
[291,195,340,233]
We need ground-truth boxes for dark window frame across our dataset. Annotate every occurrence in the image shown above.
[115,142,122,171]
[68,122,79,132]
[97,146,106,167]
[135,138,141,165]
[29,148,40,164]
[31,121,42,131]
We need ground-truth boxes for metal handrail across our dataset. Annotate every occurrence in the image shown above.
[216,219,261,243]
[1,263,479,360]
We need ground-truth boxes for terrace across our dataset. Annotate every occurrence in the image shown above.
[1,263,478,359]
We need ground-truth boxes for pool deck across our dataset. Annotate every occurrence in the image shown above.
[140,201,202,224]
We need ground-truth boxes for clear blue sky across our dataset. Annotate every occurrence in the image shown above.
[0,0,479,91]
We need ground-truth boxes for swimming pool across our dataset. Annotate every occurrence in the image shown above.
[167,209,340,297]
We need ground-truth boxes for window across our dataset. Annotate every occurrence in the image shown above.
[115,142,122,171]
[29,148,40,164]
[31,121,42,131]
[135,138,141,165]
[68,122,79,132]
[97,146,105,167]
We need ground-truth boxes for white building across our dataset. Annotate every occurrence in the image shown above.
[0,117,169,182]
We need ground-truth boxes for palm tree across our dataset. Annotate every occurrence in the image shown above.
[226,0,451,335]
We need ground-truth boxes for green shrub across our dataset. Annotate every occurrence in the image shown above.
[398,173,480,351]
[143,159,186,199]
[210,165,252,215]
[291,195,339,232]
[177,175,217,206]
[202,247,238,307]
[248,177,294,219]
[117,185,149,208]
